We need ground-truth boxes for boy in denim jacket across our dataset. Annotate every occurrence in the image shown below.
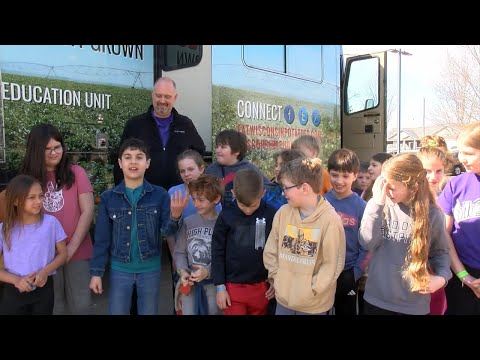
[89,138,185,315]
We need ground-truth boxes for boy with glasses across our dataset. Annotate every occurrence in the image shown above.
[263,158,346,315]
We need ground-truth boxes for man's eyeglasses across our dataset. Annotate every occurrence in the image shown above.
[281,184,299,193]
[45,145,63,154]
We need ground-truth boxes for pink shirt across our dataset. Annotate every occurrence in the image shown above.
[43,164,93,261]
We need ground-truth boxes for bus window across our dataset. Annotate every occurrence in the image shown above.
[342,52,386,162]
[242,45,323,83]
[345,57,379,114]
[158,45,203,71]
[286,45,323,82]
[242,45,284,73]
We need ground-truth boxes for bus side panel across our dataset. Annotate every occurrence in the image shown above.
[163,46,213,154]
[211,45,341,179]
[0,45,154,193]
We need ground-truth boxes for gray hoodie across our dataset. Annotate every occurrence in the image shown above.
[359,200,451,315]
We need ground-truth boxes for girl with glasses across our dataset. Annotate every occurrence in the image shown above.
[18,123,95,315]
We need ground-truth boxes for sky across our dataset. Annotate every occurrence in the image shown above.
[342,45,463,129]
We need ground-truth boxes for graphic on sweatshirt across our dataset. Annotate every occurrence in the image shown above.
[223,172,237,204]
[280,225,319,265]
[454,198,480,223]
[43,181,64,212]
[186,226,213,266]
[337,211,358,227]
[381,217,412,243]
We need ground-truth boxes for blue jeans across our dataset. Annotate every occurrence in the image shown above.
[109,269,161,315]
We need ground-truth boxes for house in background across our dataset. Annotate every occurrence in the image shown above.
[386,124,463,154]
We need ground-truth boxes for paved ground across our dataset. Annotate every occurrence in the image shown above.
[90,242,174,315]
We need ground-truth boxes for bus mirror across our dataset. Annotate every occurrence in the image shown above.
[364,99,374,110]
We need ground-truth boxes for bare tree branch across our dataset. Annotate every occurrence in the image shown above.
[432,45,480,125]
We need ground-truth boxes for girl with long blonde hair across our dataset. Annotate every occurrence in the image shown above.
[359,153,451,315]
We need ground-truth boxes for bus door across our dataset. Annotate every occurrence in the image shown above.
[341,51,387,162]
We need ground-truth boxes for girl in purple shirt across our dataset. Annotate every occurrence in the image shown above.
[0,175,67,315]
[438,122,480,314]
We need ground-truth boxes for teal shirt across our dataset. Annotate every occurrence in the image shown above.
[111,185,161,273]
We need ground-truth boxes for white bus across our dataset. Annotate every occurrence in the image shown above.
[0,45,386,193]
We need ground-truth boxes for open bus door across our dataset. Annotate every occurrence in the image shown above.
[341,51,387,162]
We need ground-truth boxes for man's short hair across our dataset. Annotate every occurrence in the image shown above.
[154,76,177,90]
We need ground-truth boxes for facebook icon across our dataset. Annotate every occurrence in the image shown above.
[284,105,295,124]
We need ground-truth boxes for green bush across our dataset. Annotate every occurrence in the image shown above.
[1,73,151,196]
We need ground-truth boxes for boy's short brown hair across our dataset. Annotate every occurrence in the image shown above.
[327,149,360,174]
[118,138,150,159]
[187,174,224,202]
[215,130,248,161]
[233,168,264,206]
[359,161,369,173]
[277,149,305,164]
[279,158,323,194]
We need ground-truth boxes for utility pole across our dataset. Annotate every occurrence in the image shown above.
[388,48,413,154]
[423,97,426,137]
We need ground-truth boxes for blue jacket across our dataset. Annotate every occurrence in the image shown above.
[90,180,179,277]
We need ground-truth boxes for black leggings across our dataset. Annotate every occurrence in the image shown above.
[445,264,480,315]
[363,301,428,315]
[0,276,54,315]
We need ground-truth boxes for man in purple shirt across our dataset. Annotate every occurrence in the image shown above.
[114,77,205,190]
